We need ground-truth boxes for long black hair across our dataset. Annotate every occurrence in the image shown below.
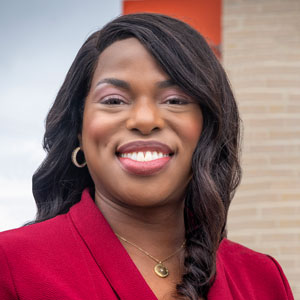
[32,13,241,299]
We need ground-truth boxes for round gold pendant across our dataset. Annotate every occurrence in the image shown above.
[154,263,169,278]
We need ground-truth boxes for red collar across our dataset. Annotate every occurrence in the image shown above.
[69,188,157,300]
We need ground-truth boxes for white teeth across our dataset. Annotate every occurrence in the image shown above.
[152,151,158,160]
[144,151,152,161]
[136,152,144,161]
[120,151,170,162]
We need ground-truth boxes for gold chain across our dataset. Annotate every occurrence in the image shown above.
[115,233,186,264]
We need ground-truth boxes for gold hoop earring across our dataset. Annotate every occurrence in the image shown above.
[71,147,87,168]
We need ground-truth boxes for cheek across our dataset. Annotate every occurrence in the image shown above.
[183,118,203,144]
[179,112,203,148]
[81,111,114,148]
[84,118,104,140]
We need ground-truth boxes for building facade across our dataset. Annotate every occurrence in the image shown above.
[223,0,300,298]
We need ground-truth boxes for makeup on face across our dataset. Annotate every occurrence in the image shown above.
[116,140,174,176]
[81,38,203,207]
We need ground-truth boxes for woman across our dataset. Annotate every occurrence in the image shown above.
[0,13,294,300]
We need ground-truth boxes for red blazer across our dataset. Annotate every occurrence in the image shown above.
[0,189,294,300]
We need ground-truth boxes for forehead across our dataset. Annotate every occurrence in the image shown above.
[91,38,167,85]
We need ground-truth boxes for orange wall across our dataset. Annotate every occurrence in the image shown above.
[123,0,221,50]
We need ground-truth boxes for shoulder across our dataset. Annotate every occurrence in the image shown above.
[219,238,282,271]
[216,238,294,299]
[0,213,69,249]
[0,214,73,299]
[0,213,74,265]
[218,238,269,262]
[218,238,286,278]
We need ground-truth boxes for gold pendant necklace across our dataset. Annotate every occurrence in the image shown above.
[115,233,186,278]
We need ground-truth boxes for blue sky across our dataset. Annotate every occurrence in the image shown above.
[0,0,122,230]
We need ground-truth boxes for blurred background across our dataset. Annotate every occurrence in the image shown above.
[0,0,122,228]
[0,0,299,298]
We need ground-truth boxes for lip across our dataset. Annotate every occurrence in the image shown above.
[116,140,174,176]
[118,156,172,176]
[116,140,174,154]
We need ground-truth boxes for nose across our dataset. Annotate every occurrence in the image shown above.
[126,98,165,135]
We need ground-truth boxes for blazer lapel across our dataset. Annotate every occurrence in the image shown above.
[69,189,157,300]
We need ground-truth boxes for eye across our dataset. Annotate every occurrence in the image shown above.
[164,97,190,105]
[100,96,127,105]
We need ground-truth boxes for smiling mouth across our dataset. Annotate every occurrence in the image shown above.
[115,141,174,175]
[116,152,173,176]
[116,151,173,162]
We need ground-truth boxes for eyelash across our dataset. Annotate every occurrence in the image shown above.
[100,96,191,106]
[164,98,190,105]
[100,96,127,105]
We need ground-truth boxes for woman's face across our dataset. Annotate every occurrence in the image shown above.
[81,38,203,207]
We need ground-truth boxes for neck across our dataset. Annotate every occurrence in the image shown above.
[94,189,186,255]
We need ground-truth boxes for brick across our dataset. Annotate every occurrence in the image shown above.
[269,130,300,140]
[228,219,277,230]
[246,144,299,154]
[289,94,300,101]
[228,207,257,218]
[224,0,300,295]
[281,194,300,201]
[279,246,300,255]
[268,106,287,113]
[235,92,284,102]
[261,206,300,216]
[287,106,300,113]
[240,105,268,113]
[244,168,298,178]
[266,79,300,88]
[224,4,261,15]
[233,193,282,204]
[279,220,300,228]
[270,180,300,190]
[241,15,300,28]
[242,156,269,165]
[260,1,300,14]
[246,118,285,127]
[260,233,298,243]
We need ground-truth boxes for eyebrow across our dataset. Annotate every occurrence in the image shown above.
[96,78,130,89]
[96,78,177,90]
[156,79,176,89]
